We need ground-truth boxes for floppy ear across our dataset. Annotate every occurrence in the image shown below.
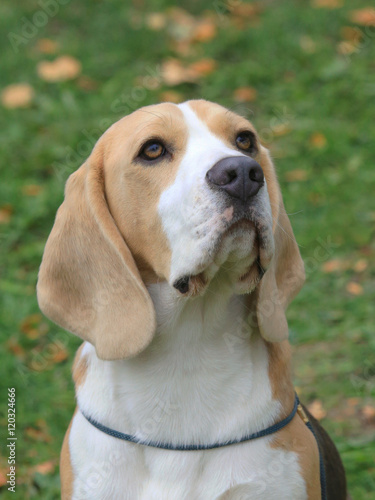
[37,145,156,360]
[256,154,305,342]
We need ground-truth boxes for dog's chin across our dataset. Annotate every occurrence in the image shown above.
[172,219,271,298]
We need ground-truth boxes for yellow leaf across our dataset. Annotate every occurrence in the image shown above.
[285,169,309,182]
[7,339,26,359]
[0,204,13,224]
[341,26,363,43]
[50,345,69,363]
[362,405,375,421]
[35,38,59,54]
[337,41,358,55]
[159,90,184,103]
[312,0,343,8]
[272,123,292,137]
[22,184,43,196]
[193,19,217,42]
[346,397,360,407]
[300,35,316,53]
[1,83,34,109]
[310,132,327,149]
[26,427,52,443]
[307,400,327,420]
[346,282,364,295]
[161,59,198,85]
[230,3,260,19]
[233,86,257,102]
[37,55,81,82]
[77,75,97,91]
[0,469,7,487]
[322,259,349,273]
[350,8,375,26]
[146,12,167,31]
[34,460,55,475]
[188,58,217,76]
[353,258,368,272]
[20,313,48,339]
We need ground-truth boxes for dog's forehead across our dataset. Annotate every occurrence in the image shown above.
[183,100,256,138]
[117,100,256,143]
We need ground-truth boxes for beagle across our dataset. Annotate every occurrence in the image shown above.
[37,100,348,499]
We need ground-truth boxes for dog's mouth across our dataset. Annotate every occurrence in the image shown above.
[173,215,273,297]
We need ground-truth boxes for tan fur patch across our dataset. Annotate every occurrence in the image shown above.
[104,103,188,284]
[266,340,295,417]
[72,343,87,388]
[270,413,321,499]
[60,409,76,500]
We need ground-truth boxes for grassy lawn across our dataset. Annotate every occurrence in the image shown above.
[0,0,374,498]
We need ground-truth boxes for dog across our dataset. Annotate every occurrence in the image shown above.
[37,100,348,499]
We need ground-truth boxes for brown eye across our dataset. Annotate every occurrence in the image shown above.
[140,141,165,160]
[235,131,256,152]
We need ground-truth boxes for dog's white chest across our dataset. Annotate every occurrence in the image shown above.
[69,291,307,499]
[70,412,306,500]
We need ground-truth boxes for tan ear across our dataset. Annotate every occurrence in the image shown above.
[256,156,305,342]
[37,145,156,360]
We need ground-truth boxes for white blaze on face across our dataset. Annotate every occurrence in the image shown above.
[158,102,270,288]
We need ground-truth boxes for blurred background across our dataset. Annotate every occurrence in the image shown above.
[0,0,374,498]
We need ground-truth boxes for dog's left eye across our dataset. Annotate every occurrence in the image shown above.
[235,131,256,153]
[140,141,166,161]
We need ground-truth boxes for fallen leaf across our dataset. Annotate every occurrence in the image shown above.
[189,58,217,76]
[25,426,52,443]
[300,35,316,53]
[362,405,375,421]
[159,90,184,103]
[0,204,13,224]
[233,86,257,102]
[272,123,292,137]
[307,400,327,420]
[167,7,196,41]
[7,339,26,359]
[1,83,34,109]
[22,184,43,196]
[341,26,363,43]
[20,313,48,339]
[346,397,360,407]
[285,169,309,182]
[170,40,195,57]
[322,259,349,273]
[310,132,327,149]
[77,75,97,91]
[230,3,260,19]
[353,259,368,272]
[350,8,375,26]
[37,55,81,82]
[146,12,167,31]
[193,19,217,42]
[337,41,358,55]
[50,345,69,363]
[312,0,343,8]
[34,460,55,475]
[35,38,59,54]
[0,469,7,487]
[346,282,364,295]
[161,59,198,85]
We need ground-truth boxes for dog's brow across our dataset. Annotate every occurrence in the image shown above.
[139,109,170,127]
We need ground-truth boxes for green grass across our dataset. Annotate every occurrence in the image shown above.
[0,0,374,498]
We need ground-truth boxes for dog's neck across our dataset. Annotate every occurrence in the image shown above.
[76,281,294,446]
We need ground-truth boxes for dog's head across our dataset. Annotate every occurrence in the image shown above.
[37,100,304,360]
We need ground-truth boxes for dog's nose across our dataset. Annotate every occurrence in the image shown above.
[206,156,264,202]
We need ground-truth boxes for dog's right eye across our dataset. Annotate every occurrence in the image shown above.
[140,140,166,161]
